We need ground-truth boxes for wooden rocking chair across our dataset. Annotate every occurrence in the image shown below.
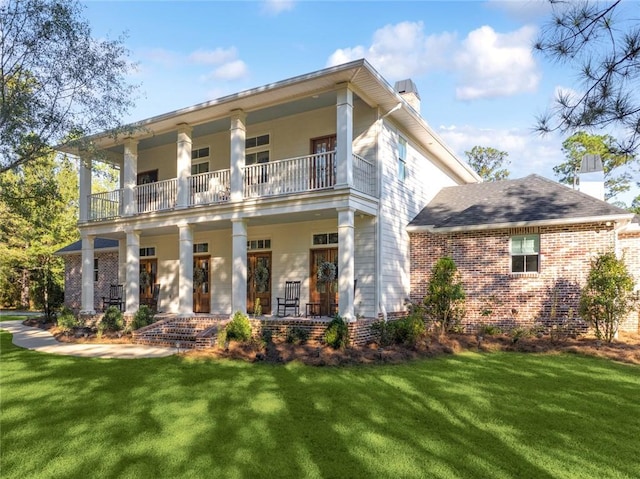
[276,281,301,317]
[102,284,124,312]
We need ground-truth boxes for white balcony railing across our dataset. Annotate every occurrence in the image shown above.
[87,151,377,221]
[189,169,231,206]
[135,178,177,213]
[88,189,123,221]
[244,151,336,198]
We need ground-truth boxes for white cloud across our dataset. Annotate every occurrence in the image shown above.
[326,21,456,79]
[327,21,541,100]
[261,0,295,15]
[189,47,238,65]
[143,48,182,68]
[437,124,564,180]
[454,25,540,100]
[485,0,552,22]
[208,60,249,81]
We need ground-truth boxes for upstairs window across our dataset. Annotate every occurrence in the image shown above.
[192,147,210,160]
[191,161,209,175]
[510,235,539,273]
[398,136,407,182]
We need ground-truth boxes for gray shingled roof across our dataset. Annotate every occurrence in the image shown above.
[55,238,119,254]
[409,174,633,231]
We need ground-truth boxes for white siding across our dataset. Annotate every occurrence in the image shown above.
[378,120,460,313]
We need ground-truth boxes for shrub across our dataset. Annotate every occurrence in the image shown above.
[286,326,309,345]
[131,305,155,331]
[423,257,466,334]
[476,323,502,336]
[56,307,78,333]
[324,315,349,349]
[225,311,252,342]
[509,327,531,344]
[392,314,426,346]
[99,306,124,334]
[579,251,637,343]
[370,319,394,347]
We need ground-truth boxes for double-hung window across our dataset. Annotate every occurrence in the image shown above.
[246,134,270,183]
[510,234,540,273]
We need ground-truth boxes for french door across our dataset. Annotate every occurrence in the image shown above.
[139,259,157,305]
[310,248,338,316]
[193,256,210,313]
[247,252,272,315]
[310,135,336,189]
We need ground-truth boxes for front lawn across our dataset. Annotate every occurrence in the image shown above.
[1,330,638,479]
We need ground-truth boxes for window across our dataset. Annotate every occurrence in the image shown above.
[398,137,407,182]
[192,147,210,160]
[191,161,209,175]
[193,243,209,254]
[140,247,156,257]
[313,233,338,246]
[247,239,271,250]
[511,235,540,273]
[245,134,269,149]
[245,134,270,166]
[94,258,99,282]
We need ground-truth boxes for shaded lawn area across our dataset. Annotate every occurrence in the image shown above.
[1,331,639,479]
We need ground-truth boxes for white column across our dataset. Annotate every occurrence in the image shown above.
[176,124,192,208]
[178,223,194,315]
[229,110,246,202]
[335,84,354,188]
[231,218,247,315]
[338,207,355,321]
[123,139,138,216]
[80,233,95,314]
[125,229,140,314]
[78,156,92,222]
[118,239,126,285]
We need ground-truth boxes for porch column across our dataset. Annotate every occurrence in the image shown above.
[125,229,140,314]
[80,233,95,314]
[123,138,138,217]
[78,156,92,222]
[176,124,192,208]
[229,109,246,202]
[337,207,355,321]
[118,239,126,284]
[178,223,194,315]
[231,218,247,315]
[335,84,353,188]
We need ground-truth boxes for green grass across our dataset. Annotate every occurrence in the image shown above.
[0,315,30,321]
[1,331,639,479]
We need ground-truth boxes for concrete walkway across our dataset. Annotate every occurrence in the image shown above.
[0,321,176,359]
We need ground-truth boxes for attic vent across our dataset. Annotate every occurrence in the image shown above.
[508,227,539,235]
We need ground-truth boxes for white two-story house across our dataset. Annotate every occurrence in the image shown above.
[60,59,479,321]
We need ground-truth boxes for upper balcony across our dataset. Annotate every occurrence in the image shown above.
[87,151,376,222]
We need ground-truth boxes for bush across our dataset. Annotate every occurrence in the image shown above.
[392,314,426,346]
[99,306,124,334]
[579,251,637,343]
[476,323,502,336]
[56,307,78,333]
[225,311,252,342]
[423,257,466,334]
[324,315,349,349]
[509,327,531,344]
[370,319,394,347]
[286,326,309,345]
[131,305,155,331]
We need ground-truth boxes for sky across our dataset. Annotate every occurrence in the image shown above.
[82,0,638,205]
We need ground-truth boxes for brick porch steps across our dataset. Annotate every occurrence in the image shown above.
[132,317,227,350]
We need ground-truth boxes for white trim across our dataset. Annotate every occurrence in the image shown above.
[407,214,635,233]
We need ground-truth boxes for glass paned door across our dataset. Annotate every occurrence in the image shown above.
[310,135,336,189]
[139,259,157,305]
[310,248,338,316]
[247,253,271,315]
[193,256,210,313]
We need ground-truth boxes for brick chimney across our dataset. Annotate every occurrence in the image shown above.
[394,79,421,113]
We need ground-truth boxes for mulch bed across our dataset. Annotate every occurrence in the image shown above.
[22,317,640,366]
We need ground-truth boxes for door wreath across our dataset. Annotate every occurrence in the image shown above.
[254,262,269,292]
[317,261,337,283]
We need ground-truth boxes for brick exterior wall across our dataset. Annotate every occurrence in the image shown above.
[63,251,119,312]
[410,223,639,333]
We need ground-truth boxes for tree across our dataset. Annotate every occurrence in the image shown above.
[464,146,510,181]
[579,251,636,342]
[555,131,636,200]
[423,257,466,334]
[0,153,79,316]
[0,0,137,173]
[534,1,640,155]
